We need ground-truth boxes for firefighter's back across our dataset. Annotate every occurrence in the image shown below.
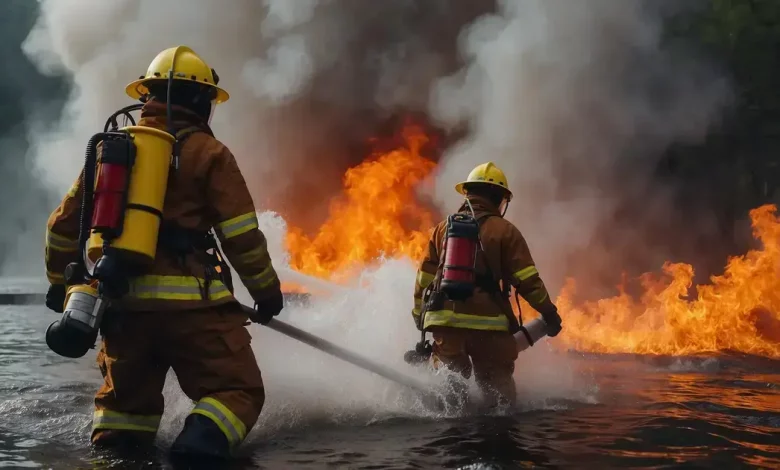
[112,102,237,312]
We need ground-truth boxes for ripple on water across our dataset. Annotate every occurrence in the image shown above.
[0,304,779,469]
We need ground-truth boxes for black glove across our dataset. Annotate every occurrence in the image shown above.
[541,308,563,337]
[250,289,284,325]
[45,284,67,313]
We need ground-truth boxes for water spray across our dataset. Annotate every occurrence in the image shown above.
[239,304,432,396]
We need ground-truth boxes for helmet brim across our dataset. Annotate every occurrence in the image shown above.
[125,78,230,104]
[455,180,513,201]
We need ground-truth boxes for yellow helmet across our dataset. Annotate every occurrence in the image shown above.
[455,162,513,201]
[125,46,229,104]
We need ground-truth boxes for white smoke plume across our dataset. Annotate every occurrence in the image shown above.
[21,0,488,232]
[429,0,730,294]
[19,0,728,287]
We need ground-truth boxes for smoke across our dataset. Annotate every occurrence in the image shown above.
[155,215,592,444]
[20,0,728,288]
[0,1,67,276]
[429,0,730,295]
[21,0,490,233]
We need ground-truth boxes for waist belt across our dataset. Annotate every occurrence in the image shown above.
[157,221,234,297]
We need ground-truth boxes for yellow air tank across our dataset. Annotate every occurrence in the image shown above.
[88,126,175,267]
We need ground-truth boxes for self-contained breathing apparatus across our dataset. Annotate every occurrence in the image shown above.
[45,71,232,359]
[404,199,527,366]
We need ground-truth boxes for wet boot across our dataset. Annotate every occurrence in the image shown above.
[170,414,231,463]
[91,429,157,461]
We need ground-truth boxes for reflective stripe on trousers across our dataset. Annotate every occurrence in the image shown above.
[126,276,234,301]
[216,213,259,240]
[191,397,247,448]
[423,310,510,332]
[92,409,161,433]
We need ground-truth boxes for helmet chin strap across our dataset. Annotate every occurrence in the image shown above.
[207,99,216,125]
[464,190,510,217]
[500,199,509,217]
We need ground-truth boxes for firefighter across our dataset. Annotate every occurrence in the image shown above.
[43,46,284,459]
[412,162,563,408]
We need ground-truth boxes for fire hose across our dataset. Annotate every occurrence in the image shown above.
[45,296,432,395]
[238,304,431,395]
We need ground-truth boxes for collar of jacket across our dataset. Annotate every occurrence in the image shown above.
[458,195,502,219]
[138,101,211,134]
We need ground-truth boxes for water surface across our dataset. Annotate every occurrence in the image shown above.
[0,305,777,469]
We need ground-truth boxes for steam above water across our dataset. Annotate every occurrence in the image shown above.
[10,0,728,428]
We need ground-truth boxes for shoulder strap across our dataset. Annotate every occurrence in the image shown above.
[474,213,523,331]
[175,125,205,140]
[171,125,212,170]
[433,212,500,292]
[474,213,501,288]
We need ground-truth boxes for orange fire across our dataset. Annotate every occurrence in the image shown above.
[282,123,779,359]
[285,124,437,280]
[556,205,780,359]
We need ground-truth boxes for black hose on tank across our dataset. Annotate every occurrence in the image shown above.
[78,133,107,272]
[103,103,142,132]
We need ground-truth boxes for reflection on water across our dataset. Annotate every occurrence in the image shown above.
[0,305,778,469]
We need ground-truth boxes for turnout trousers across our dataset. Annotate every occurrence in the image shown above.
[430,326,518,407]
[91,302,265,454]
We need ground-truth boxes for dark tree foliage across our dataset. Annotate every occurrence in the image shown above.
[670,0,780,259]
[665,0,780,209]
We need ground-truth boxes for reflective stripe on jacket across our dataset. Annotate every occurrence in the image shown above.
[125,276,233,301]
[423,309,510,331]
[411,195,557,332]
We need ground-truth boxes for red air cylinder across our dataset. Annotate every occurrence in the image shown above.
[440,213,481,301]
[91,160,128,235]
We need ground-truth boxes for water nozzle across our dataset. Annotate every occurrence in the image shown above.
[404,340,432,365]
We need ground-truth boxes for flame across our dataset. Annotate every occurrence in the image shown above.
[556,205,780,359]
[285,124,436,280]
[280,121,779,359]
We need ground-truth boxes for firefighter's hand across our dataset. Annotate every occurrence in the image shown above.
[542,308,563,337]
[45,284,66,314]
[250,290,284,325]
